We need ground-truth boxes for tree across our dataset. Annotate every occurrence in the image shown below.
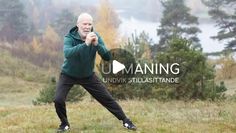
[42,25,61,51]
[40,25,62,68]
[21,0,56,31]
[0,0,30,42]
[124,31,152,61]
[108,32,154,100]
[157,0,201,50]
[52,9,76,38]
[202,0,236,51]
[31,36,41,54]
[217,53,236,79]
[95,0,121,49]
[156,37,226,100]
[95,0,121,72]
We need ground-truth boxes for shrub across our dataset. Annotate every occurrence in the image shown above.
[33,77,86,105]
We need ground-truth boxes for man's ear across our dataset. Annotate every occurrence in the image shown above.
[91,27,94,32]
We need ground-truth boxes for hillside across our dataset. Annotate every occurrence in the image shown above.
[0,47,49,106]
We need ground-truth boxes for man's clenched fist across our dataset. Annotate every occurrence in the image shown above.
[85,32,98,46]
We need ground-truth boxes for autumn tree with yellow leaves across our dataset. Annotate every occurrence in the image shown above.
[42,25,61,52]
[216,53,236,80]
[31,37,41,54]
[95,0,121,49]
[94,0,121,71]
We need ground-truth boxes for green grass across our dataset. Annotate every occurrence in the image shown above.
[222,77,236,95]
[0,100,236,133]
[0,47,50,106]
[0,47,50,83]
[0,76,44,106]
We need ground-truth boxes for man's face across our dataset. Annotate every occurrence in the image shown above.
[77,18,93,39]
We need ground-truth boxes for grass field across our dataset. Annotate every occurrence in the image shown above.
[0,75,235,133]
[0,76,44,106]
[0,100,236,133]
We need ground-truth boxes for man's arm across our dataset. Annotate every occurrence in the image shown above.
[95,35,111,61]
[63,36,88,58]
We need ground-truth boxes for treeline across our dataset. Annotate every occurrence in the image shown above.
[0,0,121,69]
[0,0,235,66]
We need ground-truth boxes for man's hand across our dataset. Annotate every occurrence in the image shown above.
[85,32,98,46]
[91,35,98,46]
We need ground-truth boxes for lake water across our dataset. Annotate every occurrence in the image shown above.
[118,17,225,53]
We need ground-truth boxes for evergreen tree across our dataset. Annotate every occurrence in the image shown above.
[124,31,152,60]
[157,0,201,50]
[156,37,226,100]
[202,0,236,51]
[0,0,30,42]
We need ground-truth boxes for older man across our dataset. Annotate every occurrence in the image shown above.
[54,13,137,132]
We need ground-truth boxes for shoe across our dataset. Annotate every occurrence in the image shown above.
[123,118,137,131]
[57,123,70,132]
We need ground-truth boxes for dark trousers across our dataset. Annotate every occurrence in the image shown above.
[54,73,127,125]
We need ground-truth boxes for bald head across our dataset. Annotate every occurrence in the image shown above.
[77,13,93,24]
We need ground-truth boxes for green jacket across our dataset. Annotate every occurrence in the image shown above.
[61,26,111,78]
